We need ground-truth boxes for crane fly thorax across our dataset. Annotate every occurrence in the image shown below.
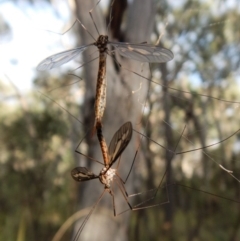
[99,167,116,188]
[95,35,108,52]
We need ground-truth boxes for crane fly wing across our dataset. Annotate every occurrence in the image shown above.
[108,122,133,166]
[108,41,173,63]
[71,167,98,182]
[37,44,93,71]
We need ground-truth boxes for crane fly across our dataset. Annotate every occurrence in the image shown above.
[71,121,133,240]
[37,15,173,132]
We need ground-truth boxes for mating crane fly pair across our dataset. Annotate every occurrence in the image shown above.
[37,16,240,240]
[37,22,240,241]
[37,26,174,131]
[36,9,173,240]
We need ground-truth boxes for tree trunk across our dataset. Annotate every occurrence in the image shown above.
[72,0,156,240]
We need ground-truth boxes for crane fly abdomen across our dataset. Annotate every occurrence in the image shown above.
[94,50,107,131]
[92,35,109,133]
[96,122,110,167]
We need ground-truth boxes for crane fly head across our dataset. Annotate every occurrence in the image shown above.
[95,35,109,51]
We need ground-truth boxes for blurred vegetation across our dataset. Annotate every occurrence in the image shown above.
[129,0,240,240]
[0,77,81,241]
[1,0,240,241]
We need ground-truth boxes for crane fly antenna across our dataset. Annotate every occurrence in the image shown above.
[89,0,101,36]
[106,0,116,35]
[76,17,97,41]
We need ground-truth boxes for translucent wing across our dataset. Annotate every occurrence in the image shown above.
[37,44,93,71]
[108,41,173,63]
[108,122,133,166]
[71,167,98,182]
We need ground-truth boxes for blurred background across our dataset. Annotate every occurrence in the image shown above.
[1,0,240,240]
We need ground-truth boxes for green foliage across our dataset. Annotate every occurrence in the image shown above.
[0,88,78,241]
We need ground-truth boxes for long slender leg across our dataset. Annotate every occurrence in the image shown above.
[112,125,187,216]
[73,189,106,241]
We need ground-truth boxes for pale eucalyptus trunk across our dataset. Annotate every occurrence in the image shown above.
[72,0,155,240]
